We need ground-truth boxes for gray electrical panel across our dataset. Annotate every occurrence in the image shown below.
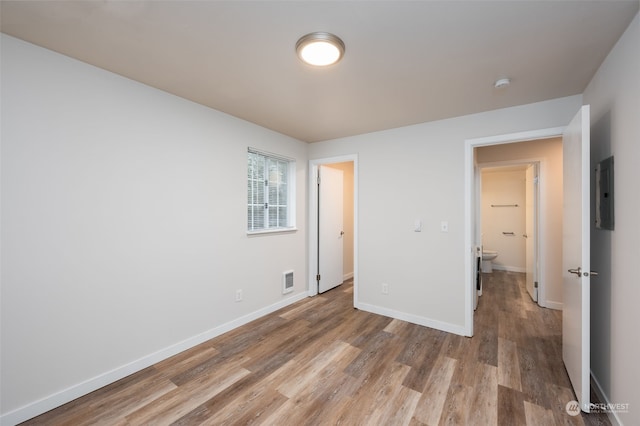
[595,156,614,230]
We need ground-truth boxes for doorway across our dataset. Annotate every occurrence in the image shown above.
[308,155,358,303]
[464,127,564,336]
[476,162,540,304]
[466,108,592,411]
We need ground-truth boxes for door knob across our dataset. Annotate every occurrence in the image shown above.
[568,267,582,277]
[568,267,599,277]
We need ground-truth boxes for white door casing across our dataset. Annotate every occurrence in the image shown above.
[465,127,565,337]
[474,162,482,310]
[562,105,591,413]
[525,164,538,302]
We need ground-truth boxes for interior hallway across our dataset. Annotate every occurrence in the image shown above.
[23,273,609,425]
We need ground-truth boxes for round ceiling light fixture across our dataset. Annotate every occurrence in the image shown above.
[296,32,345,66]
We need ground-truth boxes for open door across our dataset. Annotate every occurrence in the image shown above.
[562,105,592,412]
[318,165,344,293]
[525,164,538,302]
[474,161,482,310]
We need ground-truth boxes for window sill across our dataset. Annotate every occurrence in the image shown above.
[247,227,298,237]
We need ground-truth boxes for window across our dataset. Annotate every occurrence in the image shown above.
[247,149,295,233]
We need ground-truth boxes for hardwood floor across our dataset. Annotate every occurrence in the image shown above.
[23,272,610,425]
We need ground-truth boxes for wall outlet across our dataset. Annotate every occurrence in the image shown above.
[235,289,243,302]
[382,283,389,295]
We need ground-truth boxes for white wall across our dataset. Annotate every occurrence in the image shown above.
[480,169,526,271]
[309,95,582,334]
[583,13,639,426]
[476,138,564,308]
[0,35,308,423]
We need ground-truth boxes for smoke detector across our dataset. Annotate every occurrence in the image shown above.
[494,78,511,89]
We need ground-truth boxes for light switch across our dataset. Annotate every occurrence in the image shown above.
[441,221,449,232]
[414,220,422,232]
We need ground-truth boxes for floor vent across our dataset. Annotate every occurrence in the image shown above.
[282,270,294,294]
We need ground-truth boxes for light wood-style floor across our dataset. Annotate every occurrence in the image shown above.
[23,271,610,425]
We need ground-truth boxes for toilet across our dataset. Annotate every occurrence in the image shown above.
[482,250,498,273]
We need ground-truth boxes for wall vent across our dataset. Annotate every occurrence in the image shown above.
[282,270,294,294]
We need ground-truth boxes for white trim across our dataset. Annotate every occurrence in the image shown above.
[308,155,358,303]
[343,272,354,281]
[491,265,526,273]
[247,146,295,162]
[464,141,475,336]
[247,150,297,233]
[356,302,467,337]
[477,159,543,298]
[246,227,298,236]
[0,291,308,426]
[543,300,563,311]
[466,127,565,147]
[478,158,545,304]
[465,127,564,337]
[590,372,623,426]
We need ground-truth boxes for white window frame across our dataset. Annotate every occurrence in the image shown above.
[247,148,296,235]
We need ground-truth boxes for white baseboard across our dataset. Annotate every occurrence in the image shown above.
[492,264,526,273]
[591,371,623,426]
[544,300,563,311]
[343,271,354,280]
[355,302,467,337]
[542,300,563,310]
[0,291,308,426]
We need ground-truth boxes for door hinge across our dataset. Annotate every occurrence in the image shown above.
[534,281,539,288]
[317,174,321,185]
[316,274,321,282]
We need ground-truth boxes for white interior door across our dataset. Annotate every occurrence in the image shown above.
[525,164,538,302]
[474,162,482,309]
[562,105,592,412]
[318,165,344,293]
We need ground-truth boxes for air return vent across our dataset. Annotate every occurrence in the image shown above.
[282,270,294,294]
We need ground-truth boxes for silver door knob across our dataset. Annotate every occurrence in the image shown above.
[568,267,599,277]
[568,267,582,277]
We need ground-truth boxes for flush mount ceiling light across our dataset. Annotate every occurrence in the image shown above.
[494,77,511,89]
[296,32,345,66]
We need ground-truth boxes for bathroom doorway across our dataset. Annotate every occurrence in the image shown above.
[477,162,539,304]
[465,128,563,336]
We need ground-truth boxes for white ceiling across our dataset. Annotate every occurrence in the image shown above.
[1,1,637,142]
